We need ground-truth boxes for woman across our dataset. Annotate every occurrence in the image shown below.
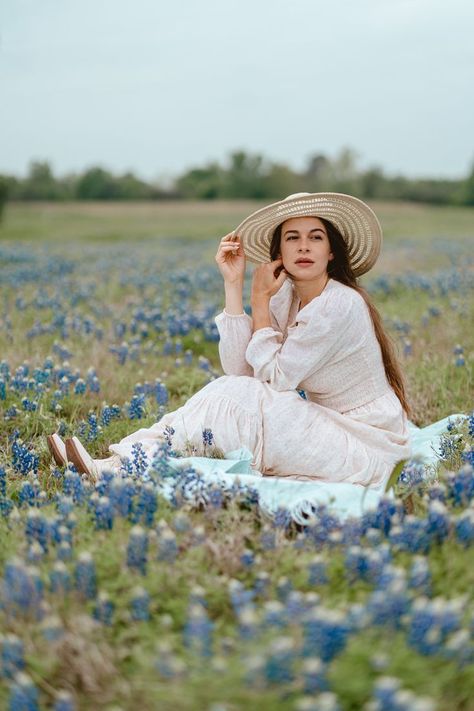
[47,192,411,488]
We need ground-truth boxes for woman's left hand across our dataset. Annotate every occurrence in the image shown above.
[251,258,288,301]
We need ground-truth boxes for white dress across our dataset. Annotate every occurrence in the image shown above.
[107,278,411,489]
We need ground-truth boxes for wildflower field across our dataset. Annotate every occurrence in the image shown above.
[0,200,473,711]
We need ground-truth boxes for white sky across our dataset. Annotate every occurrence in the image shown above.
[1,0,473,181]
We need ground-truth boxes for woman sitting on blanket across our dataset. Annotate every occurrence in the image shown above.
[47,192,411,488]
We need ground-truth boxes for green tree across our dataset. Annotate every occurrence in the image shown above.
[0,176,9,223]
[221,151,268,198]
[76,167,121,200]
[460,159,474,206]
[21,160,63,200]
[175,163,223,199]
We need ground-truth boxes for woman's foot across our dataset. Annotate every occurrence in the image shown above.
[65,436,98,479]
[47,434,68,467]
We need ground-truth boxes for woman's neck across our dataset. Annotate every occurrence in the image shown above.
[295,274,331,309]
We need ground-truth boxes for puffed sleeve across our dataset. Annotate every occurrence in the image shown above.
[215,308,282,377]
[214,310,254,376]
[244,290,358,391]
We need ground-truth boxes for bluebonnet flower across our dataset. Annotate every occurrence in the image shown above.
[40,614,64,642]
[93,591,114,626]
[0,378,6,400]
[127,526,148,574]
[366,579,410,629]
[53,690,76,711]
[63,470,86,505]
[19,479,42,508]
[100,404,122,427]
[276,576,293,601]
[128,393,145,420]
[408,556,432,596]
[301,657,328,694]
[2,559,43,617]
[130,586,150,622]
[427,500,451,543]
[8,672,39,711]
[57,542,72,562]
[21,397,37,412]
[157,527,178,563]
[155,380,169,406]
[398,460,427,488]
[25,510,48,551]
[109,341,129,365]
[12,438,39,476]
[93,496,114,530]
[172,511,191,533]
[86,412,99,442]
[390,516,431,554]
[264,636,295,684]
[240,548,255,568]
[462,446,474,467]
[446,465,474,506]
[87,368,100,393]
[228,579,255,615]
[198,356,210,371]
[254,571,270,598]
[262,601,287,630]
[444,629,474,667]
[50,561,71,594]
[74,552,97,599]
[467,410,474,437]
[74,378,86,395]
[260,525,276,551]
[0,634,24,678]
[0,466,6,497]
[131,443,148,477]
[272,506,292,530]
[303,608,350,662]
[183,604,214,657]
[237,605,259,640]
[4,404,20,420]
[109,478,134,518]
[202,427,214,448]
[454,510,474,547]
[184,349,193,365]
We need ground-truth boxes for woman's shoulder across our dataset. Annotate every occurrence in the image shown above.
[318,279,366,314]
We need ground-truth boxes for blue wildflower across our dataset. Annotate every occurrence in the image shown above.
[127,526,148,574]
[74,552,97,599]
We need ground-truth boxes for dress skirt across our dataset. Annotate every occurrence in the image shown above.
[108,374,411,489]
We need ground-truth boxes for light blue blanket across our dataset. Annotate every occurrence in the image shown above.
[151,414,466,524]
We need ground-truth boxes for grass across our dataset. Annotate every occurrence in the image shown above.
[0,200,473,710]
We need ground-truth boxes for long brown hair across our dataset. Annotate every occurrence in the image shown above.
[270,219,411,417]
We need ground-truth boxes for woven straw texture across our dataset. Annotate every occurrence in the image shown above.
[233,192,383,276]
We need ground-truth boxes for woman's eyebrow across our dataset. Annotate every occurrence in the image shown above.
[283,228,326,236]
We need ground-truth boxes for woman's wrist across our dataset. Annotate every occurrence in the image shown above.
[251,297,272,332]
[224,280,245,314]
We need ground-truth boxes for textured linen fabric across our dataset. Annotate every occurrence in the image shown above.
[107,277,410,490]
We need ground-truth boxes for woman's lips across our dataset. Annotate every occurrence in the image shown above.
[295,261,314,267]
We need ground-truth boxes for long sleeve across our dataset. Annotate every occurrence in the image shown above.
[245,289,361,392]
[214,310,255,376]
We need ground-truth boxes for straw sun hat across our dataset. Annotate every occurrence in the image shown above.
[233,192,383,277]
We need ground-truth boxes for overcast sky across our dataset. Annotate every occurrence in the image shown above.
[1,0,473,182]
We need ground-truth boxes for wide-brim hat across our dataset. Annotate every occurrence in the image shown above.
[233,192,382,276]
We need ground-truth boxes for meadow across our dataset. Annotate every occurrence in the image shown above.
[0,200,473,711]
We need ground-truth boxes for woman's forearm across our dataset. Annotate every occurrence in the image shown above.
[250,296,272,333]
[224,280,245,315]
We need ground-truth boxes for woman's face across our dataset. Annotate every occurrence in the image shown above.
[278,216,334,280]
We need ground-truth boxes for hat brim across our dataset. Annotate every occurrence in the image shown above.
[233,192,382,277]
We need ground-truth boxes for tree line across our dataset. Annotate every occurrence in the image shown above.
[1,147,474,221]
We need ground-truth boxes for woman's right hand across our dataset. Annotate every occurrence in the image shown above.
[215,232,246,284]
